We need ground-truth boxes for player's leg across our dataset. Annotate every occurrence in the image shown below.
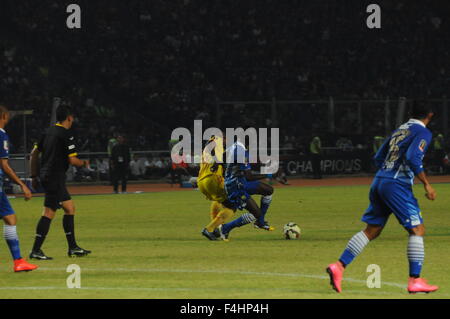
[404,224,437,293]
[30,207,56,260]
[205,201,223,232]
[202,201,222,240]
[120,167,128,193]
[2,213,38,272]
[61,199,91,257]
[1,191,38,271]
[377,179,437,293]
[384,186,438,293]
[219,197,259,239]
[327,178,389,292]
[246,181,274,230]
[112,167,119,193]
[202,202,234,241]
[30,179,58,260]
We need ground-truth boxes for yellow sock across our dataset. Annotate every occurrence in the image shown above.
[209,201,221,220]
[206,207,235,231]
[205,204,234,232]
[206,201,222,232]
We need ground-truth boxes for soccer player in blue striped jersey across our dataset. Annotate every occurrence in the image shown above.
[0,106,38,272]
[327,101,439,294]
[218,140,274,240]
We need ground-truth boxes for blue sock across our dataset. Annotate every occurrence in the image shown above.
[4,225,21,260]
[338,231,369,266]
[222,213,256,234]
[408,235,424,277]
[259,195,272,224]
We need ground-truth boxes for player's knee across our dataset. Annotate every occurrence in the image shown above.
[43,208,56,219]
[63,206,76,215]
[364,226,383,240]
[261,184,274,196]
[409,224,425,236]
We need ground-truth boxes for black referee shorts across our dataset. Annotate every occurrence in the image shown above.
[41,175,71,211]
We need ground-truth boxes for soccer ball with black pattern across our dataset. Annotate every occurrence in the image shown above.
[283,222,301,240]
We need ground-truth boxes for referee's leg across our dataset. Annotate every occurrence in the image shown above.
[61,200,91,256]
[30,206,56,260]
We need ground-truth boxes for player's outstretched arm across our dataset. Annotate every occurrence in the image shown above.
[0,158,32,200]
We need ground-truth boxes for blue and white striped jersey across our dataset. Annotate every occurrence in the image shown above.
[374,119,432,185]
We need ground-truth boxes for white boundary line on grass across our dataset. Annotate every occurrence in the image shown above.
[3,267,448,296]
[37,266,407,288]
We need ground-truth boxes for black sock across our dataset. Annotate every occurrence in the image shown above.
[63,215,78,249]
[32,216,52,252]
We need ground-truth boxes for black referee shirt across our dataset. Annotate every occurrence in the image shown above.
[37,124,78,179]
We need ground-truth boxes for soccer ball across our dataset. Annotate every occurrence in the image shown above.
[283,222,301,240]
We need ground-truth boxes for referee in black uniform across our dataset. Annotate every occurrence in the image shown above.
[29,106,91,259]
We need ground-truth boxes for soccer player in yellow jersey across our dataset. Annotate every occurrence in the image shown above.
[197,136,236,240]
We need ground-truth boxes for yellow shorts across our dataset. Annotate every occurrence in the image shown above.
[197,174,227,203]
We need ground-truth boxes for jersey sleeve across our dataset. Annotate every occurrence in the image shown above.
[405,130,432,175]
[65,132,78,157]
[0,134,9,158]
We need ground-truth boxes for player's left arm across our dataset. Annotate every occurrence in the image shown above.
[406,131,435,200]
[406,131,432,175]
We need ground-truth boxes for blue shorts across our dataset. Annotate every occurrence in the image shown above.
[224,177,261,210]
[362,178,423,229]
[0,191,15,218]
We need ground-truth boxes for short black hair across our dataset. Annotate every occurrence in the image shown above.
[410,100,433,119]
[56,106,74,122]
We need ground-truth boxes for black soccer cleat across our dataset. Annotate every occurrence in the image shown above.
[68,246,92,257]
[29,249,53,260]
[201,228,218,241]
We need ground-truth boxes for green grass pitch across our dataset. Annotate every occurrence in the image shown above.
[0,183,449,299]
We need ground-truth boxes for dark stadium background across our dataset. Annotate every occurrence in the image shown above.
[1,0,449,182]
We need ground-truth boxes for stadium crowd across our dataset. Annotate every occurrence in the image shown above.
[1,1,449,166]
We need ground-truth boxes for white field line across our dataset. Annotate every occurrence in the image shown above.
[37,266,407,289]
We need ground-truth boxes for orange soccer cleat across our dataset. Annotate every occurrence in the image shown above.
[14,258,38,272]
[326,262,345,293]
[407,277,438,294]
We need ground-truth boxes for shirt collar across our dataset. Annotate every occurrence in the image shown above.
[0,128,5,133]
[408,118,426,128]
